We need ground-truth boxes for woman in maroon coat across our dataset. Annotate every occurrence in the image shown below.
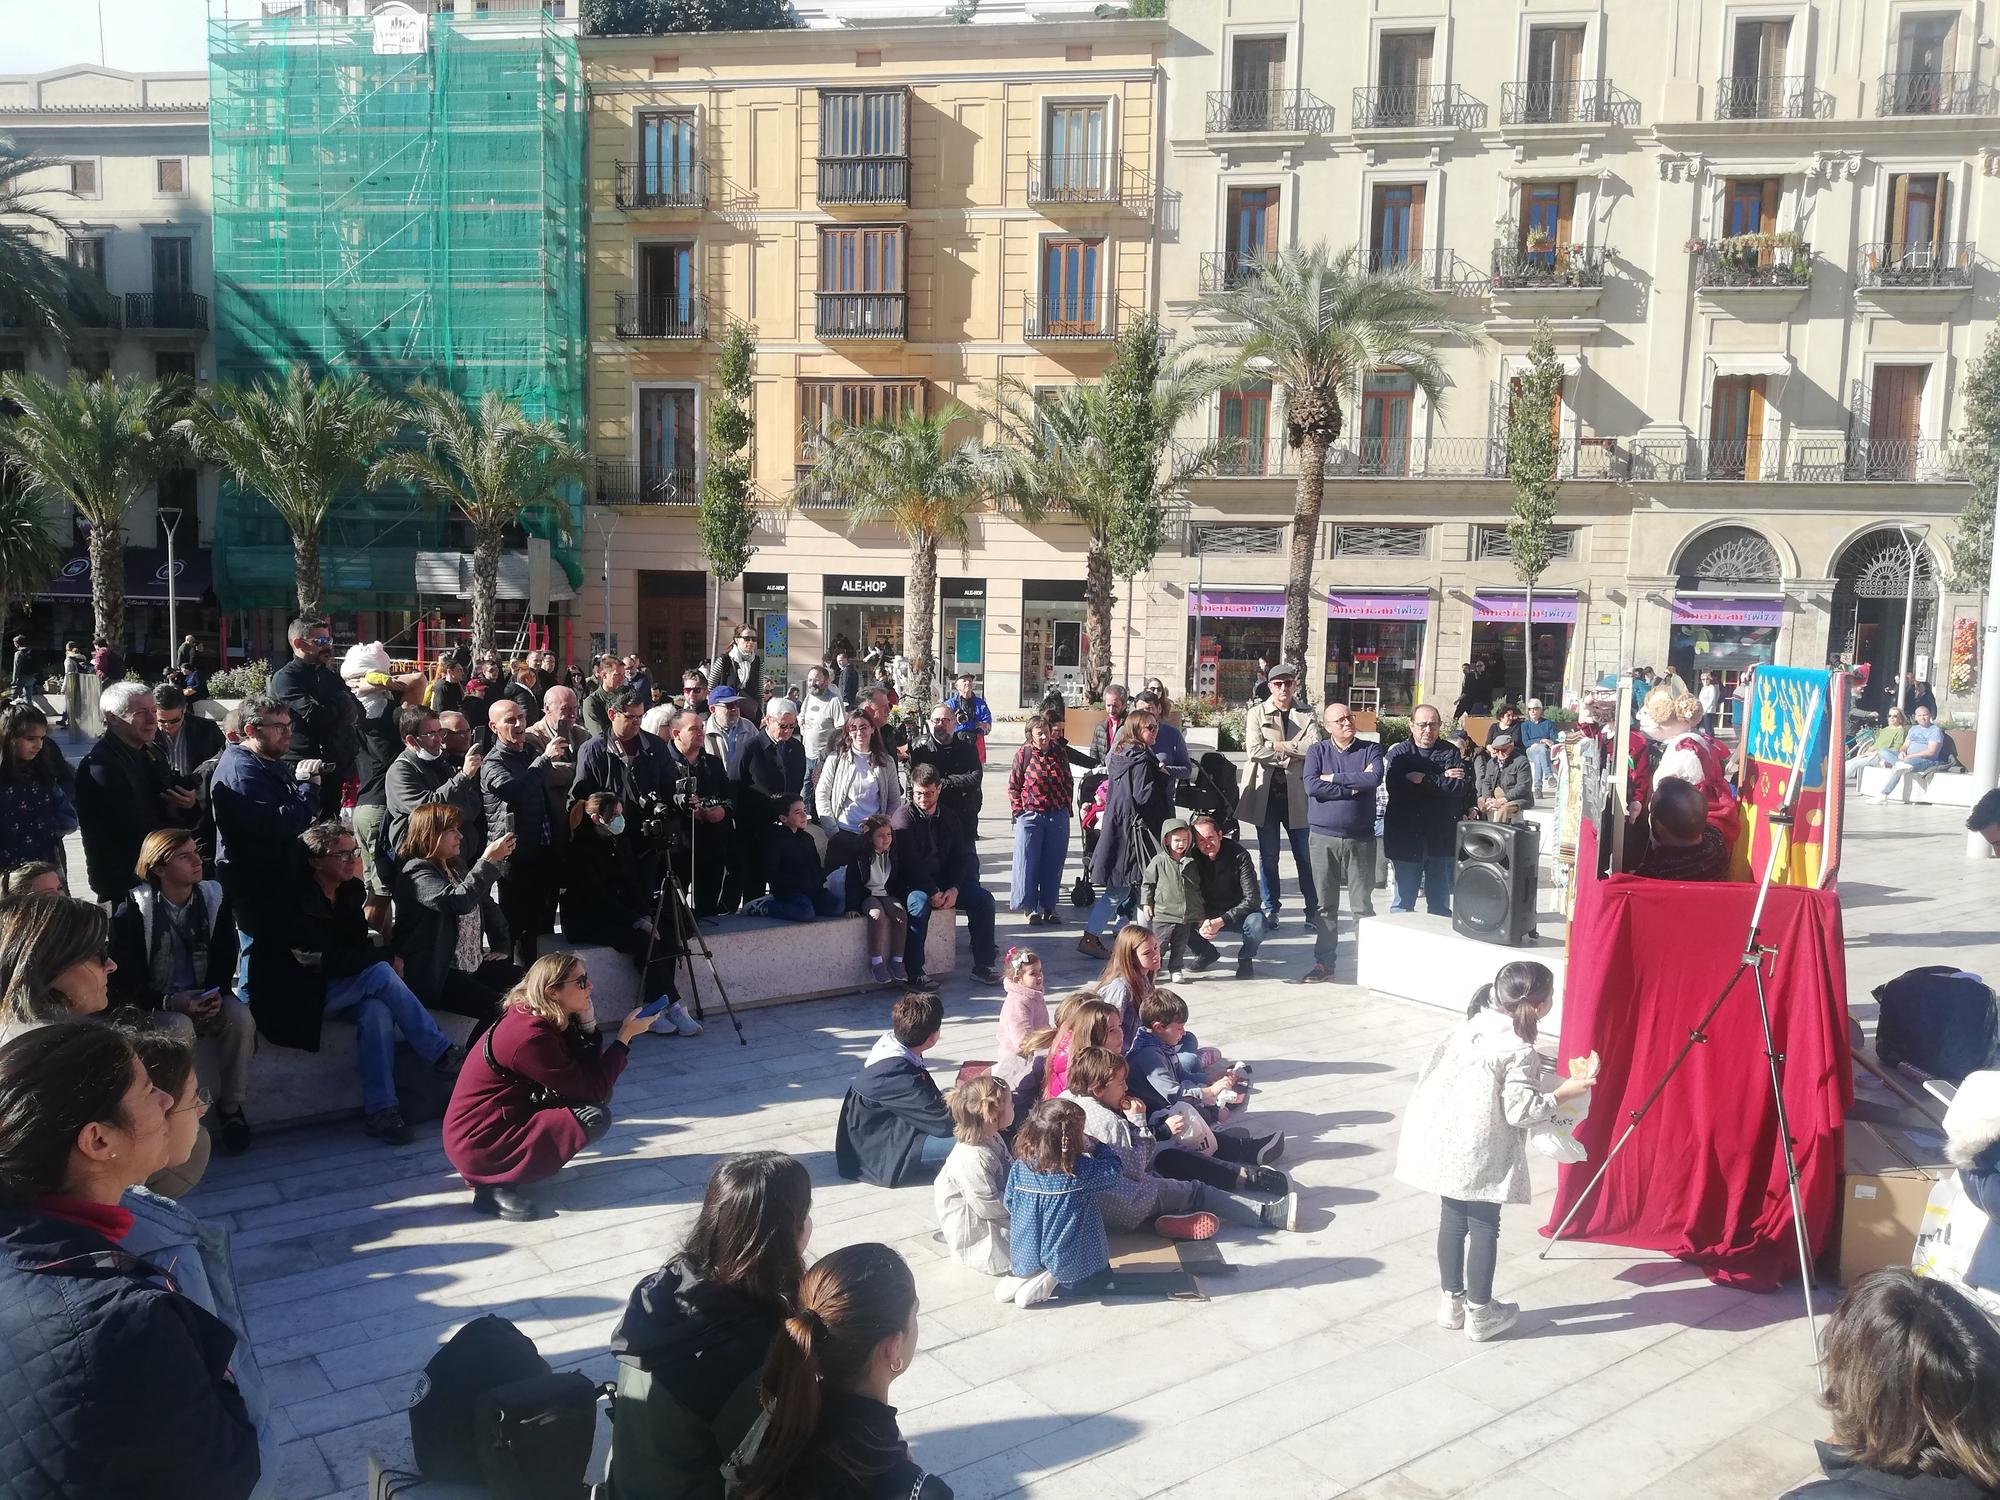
[443,950,652,1221]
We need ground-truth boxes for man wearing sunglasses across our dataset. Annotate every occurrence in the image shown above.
[210,694,322,929]
[270,616,360,818]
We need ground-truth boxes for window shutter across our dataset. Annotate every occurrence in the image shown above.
[1408,183,1426,254]
[1888,173,1910,246]
[1759,179,1780,231]
[1262,189,1281,258]
[1743,377,1767,480]
[1555,182,1576,247]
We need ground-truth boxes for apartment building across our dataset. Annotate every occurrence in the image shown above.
[578,16,1167,704]
[0,66,218,670]
[1159,0,1988,721]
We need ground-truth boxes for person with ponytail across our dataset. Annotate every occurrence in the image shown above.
[998,1096,1123,1309]
[733,1241,950,1500]
[606,1152,814,1500]
[1393,960,1593,1343]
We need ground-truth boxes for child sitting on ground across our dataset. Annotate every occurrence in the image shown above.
[1066,1046,1296,1235]
[995,947,1048,1058]
[935,1074,1014,1275]
[833,991,954,1188]
[1043,997,1122,1101]
[1128,991,1287,1168]
[999,1096,1122,1308]
[1139,819,1204,982]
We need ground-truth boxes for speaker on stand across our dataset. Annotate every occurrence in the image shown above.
[1452,820,1540,946]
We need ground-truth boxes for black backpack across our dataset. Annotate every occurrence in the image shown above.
[1873,966,1999,1084]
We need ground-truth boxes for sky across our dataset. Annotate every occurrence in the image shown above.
[5,0,212,76]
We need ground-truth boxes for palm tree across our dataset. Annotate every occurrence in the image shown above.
[371,386,588,657]
[989,361,1226,695]
[1195,243,1479,664]
[802,404,1020,712]
[0,372,187,650]
[183,365,403,617]
[0,474,64,635]
[0,142,87,350]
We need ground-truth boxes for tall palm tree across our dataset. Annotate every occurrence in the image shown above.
[183,365,403,617]
[371,386,588,657]
[1195,243,1479,664]
[0,474,64,636]
[989,362,1226,695]
[0,142,87,350]
[0,372,187,650]
[802,404,1020,712]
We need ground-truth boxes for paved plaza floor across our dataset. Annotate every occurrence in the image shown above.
[80,780,2000,1500]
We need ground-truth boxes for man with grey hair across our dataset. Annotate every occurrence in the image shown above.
[75,680,199,904]
[210,693,322,924]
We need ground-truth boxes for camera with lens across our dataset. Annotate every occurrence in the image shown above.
[631,786,686,845]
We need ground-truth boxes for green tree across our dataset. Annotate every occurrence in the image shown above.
[1949,324,2000,590]
[0,143,89,352]
[184,366,403,619]
[583,0,797,34]
[803,405,1019,713]
[698,323,758,659]
[0,474,64,636]
[372,387,589,658]
[1195,243,1478,664]
[1504,324,1565,708]
[0,372,187,649]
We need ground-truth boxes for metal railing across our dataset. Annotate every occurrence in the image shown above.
[594,461,699,507]
[1693,240,1813,289]
[814,292,907,340]
[67,289,120,330]
[1857,241,1976,288]
[1626,438,1789,482]
[816,155,909,206]
[1500,77,1609,124]
[614,291,706,340]
[1204,89,1334,134]
[1025,153,1161,219]
[1714,74,1825,119]
[614,159,708,211]
[1197,252,1264,294]
[122,292,208,330]
[1490,243,1610,289]
[1626,436,1970,483]
[1179,433,1628,481]
[1351,82,1484,130]
[792,464,852,511]
[1356,247,1485,291]
[1813,438,1969,483]
[1878,70,1989,116]
[1023,292,1118,342]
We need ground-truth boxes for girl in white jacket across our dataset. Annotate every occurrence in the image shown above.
[1394,960,1592,1342]
[935,1074,1015,1275]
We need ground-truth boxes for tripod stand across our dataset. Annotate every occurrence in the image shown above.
[638,810,747,1047]
[1542,685,1827,1387]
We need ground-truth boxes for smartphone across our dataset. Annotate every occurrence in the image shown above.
[634,995,677,1020]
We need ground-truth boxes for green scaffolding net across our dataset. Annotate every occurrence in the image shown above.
[207,5,585,611]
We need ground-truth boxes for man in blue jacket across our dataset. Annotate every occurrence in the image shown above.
[1292,701,1383,985]
[833,991,953,1187]
[209,694,320,935]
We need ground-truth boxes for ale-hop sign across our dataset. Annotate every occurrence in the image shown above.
[823,575,903,599]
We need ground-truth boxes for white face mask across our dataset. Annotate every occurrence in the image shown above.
[411,744,442,762]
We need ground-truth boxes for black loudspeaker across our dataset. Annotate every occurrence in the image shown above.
[1452,820,1540,946]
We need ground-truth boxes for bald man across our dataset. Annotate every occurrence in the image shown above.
[528,684,585,852]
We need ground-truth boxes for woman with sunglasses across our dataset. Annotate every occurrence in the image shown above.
[442,951,653,1222]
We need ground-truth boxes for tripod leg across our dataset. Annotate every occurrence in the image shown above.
[1750,962,1826,1391]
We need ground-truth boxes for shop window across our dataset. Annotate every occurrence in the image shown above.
[1475,525,1577,561]
[1326,615,1428,717]
[1331,524,1428,559]
[1188,599,1284,702]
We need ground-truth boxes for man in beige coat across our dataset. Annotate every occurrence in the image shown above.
[1235,662,1326,930]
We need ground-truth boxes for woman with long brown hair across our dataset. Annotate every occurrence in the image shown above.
[1078,709,1169,960]
[390,802,520,1026]
[0,701,76,877]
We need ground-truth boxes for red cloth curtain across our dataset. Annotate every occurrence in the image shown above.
[1544,820,1853,1289]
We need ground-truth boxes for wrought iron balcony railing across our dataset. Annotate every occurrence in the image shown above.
[1357,247,1486,292]
[1808,438,1969,483]
[122,292,209,330]
[1025,153,1160,218]
[1857,241,1975,288]
[1490,243,1609,289]
[814,292,907,340]
[614,158,709,211]
[613,291,706,340]
[595,461,699,507]
[67,288,120,330]
[1714,73,1827,119]
[1500,77,1609,125]
[1023,292,1118,342]
[792,464,852,511]
[1350,82,1483,131]
[1878,70,1990,116]
[1197,252,1264,294]
[816,155,909,207]
[1693,239,1813,289]
[1204,89,1334,135]
[1626,437,1970,483]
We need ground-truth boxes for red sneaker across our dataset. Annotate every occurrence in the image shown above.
[1154,1211,1219,1241]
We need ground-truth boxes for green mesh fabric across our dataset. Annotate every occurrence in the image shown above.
[207,10,585,609]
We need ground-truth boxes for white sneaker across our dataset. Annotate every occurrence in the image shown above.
[1169,970,1186,985]
[1464,1299,1519,1342]
[994,1275,1027,1303]
[1013,1270,1058,1308]
[1437,1291,1466,1330]
[651,1000,703,1037]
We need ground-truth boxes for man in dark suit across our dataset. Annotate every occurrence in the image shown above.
[269,616,358,817]
[832,650,861,710]
[75,682,198,905]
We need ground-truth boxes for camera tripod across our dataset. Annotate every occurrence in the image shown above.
[1541,684,1827,1389]
[639,813,747,1047]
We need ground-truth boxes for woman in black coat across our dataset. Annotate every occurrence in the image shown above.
[560,794,686,1013]
[389,803,521,1027]
[1081,710,1171,953]
[0,1021,261,1500]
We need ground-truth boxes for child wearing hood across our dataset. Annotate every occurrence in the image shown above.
[1139,817,1204,983]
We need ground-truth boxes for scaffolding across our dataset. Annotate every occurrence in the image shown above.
[206,1,585,611]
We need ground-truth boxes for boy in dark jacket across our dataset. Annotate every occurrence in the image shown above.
[834,992,954,1187]
[755,796,843,922]
[1139,817,1204,981]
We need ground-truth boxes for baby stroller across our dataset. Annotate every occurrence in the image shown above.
[1070,770,1108,907]
[1180,751,1241,825]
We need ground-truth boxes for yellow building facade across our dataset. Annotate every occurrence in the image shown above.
[580,18,1167,705]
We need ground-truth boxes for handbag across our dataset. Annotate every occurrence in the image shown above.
[483,1026,565,1110]
[473,1369,609,1500]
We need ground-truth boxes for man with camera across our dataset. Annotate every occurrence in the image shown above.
[906,701,983,846]
[890,764,1000,991]
[385,706,484,854]
[658,710,736,917]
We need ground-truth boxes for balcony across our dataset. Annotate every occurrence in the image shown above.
[814,292,907,341]
[817,156,909,207]
[1878,70,1992,116]
[1714,74,1830,120]
[1204,89,1334,136]
[1857,241,1975,292]
[1815,438,1969,483]
[1488,243,1609,318]
[1026,153,1159,218]
[122,291,209,332]
[1184,434,1626,481]
[614,159,708,211]
[791,464,851,512]
[1625,436,1969,483]
[1350,82,1484,132]
[1023,292,1119,344]
[1627,438,1789,482]
[1499,78,1611,125]
[594,461,699,507]
[1197,252,1264,294]
[614,291,706,341]
[1358,247,1486,293]
[67,288,121,332]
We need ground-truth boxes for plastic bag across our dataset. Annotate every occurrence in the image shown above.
[1912,1174,1987,1286]
[1530,1088,1591,1163]
[1163,1101,1218,1156]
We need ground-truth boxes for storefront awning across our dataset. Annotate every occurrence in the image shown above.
[1188,589,1284,618]
[1326,591,1429,621]
[414,551,577,604]
[40,545,213,603]
[1706,353,1793,378]
[1671,597,1785,627]
[1472,591,1579,624]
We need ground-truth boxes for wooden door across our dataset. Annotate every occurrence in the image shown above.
[1869,365,1926,478]
[1226,186,1281,274]
[1042,238,1103,333]
[1219,384,1273,474]
[1709,375,1767,479]
[1887,173,1945,262]
[1360,373,1414,475]
[1527,26,1585,118]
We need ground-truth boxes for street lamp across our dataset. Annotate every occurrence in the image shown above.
[1896,523,1929,717]
[160,504,184,663]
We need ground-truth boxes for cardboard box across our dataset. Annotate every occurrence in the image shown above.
[1836,1119,1952,1287]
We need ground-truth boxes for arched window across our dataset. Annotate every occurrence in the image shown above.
[1674,525,1781,589]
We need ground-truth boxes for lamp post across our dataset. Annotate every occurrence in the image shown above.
[1968,470,2000,858]
[160,504,183,662]
[1897,523,1929,717]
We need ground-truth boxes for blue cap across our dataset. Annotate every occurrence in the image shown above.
[708,685,741,706]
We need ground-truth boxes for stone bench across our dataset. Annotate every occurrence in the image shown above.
[1858,764,1980,808]
[241,1007,479,1132]
[538,907,961,1027]
[1357,907,1570,1036]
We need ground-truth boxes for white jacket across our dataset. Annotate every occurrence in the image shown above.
[934,1138,1011,1275]
[798,689,846,763]
[815,747,903,834]
[1394,1007,1560,1205]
